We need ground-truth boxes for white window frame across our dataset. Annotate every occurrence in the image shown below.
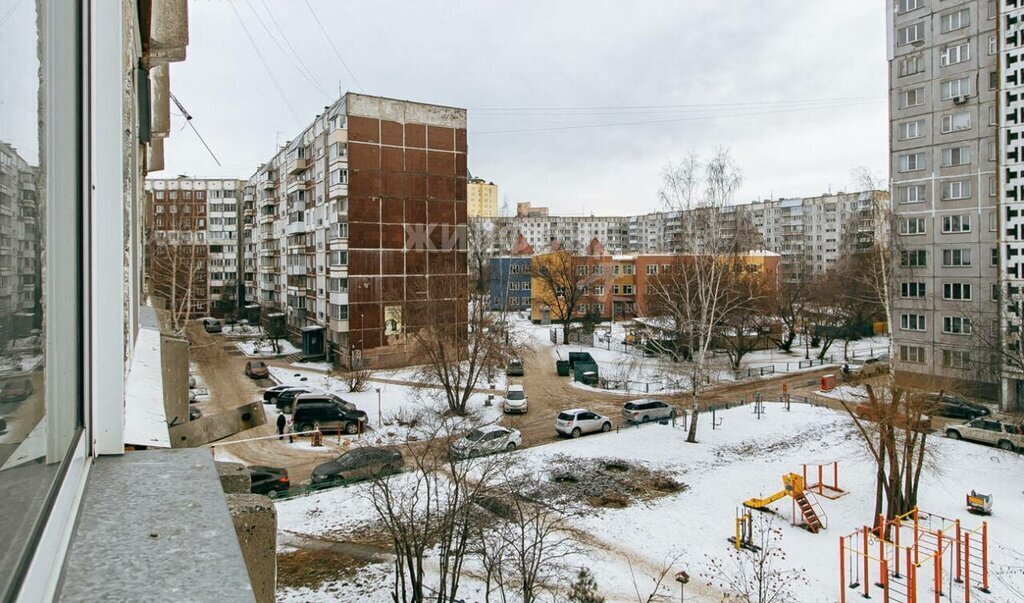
[940,112,971,133]
[942,283,972,301]
[939,42,970,67]
[942,248,972,266]
[898,22,924,45]
[940,8,970,33]
[898,119,923,140]
[900,282,926,298]
[941,180,971,200]
[900,313,927,332]
[941,146,971,167]
[940,77,971,100]
[942,316,972,335]
[899,217,927,235]
[898,184,926,204]
[899,152,925,172]
[941,215,971,233]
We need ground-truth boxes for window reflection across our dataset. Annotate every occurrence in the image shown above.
[0,0,77,598]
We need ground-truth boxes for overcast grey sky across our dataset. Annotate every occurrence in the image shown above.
[155,1,888,215]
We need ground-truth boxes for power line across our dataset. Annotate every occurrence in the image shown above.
[246,0,332,100]
[0,0,25,30]
[303,0,364,93]
[228,0,303,125]
[468,98,883,135]
[468,96,882,113]
[469,99,883,120]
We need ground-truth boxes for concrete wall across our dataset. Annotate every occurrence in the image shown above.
[159,334,189,424]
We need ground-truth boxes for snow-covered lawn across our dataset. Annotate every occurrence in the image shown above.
[236,338,301,357]
[268,366,502,445]
[275,402,1024,602]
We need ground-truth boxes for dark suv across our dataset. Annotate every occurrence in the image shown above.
[274,387,323,412]
[291,393,368,435]
[919,393,991,420]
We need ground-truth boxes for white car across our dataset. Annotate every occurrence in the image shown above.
[555,408,612,438]
[450,425,522,458]
[503,384,528,414]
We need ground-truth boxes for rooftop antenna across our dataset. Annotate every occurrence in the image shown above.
[169,92,221,166]
[275,131,284,149]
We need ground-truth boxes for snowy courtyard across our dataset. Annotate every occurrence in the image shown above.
[273,402,1024,602]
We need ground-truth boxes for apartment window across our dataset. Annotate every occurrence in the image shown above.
[592,265,603,275]
[901,249,927,267]
[901,282,926,298]
[940,8,970,33]
[522,280,531,291]
[329,169,348,186]
[328,277,348,293]
[898,54,924,77]
[900,345,926,364]
[900,313,926,331]
[897,0,923,13]
[939,42,970,67]
[623,264,634,275]
[901,87,924,108]
[155,190,165,199]
[898,184,926,204]
[943,283,972,301]
[942,248,972,266]
[940,112,970,133]
[992,283,1001,301]
[612,285,620,294]
[989,71,998,91]
[898,119,924,140]
[899,152,925,172]
[508,282,520,291]
[646,264,658,275]
[329,304,349,320]
[329,250,348,266]
[989,106,997,126]
[900,217,927,235]
[942,349,971,368]
[622,285,635,294]
[989,0,997,20]
[941,215,970,233]
[941,180,971,200]
[989,212,997,231]
[992,247,999,266]
[898,22,924,45]
[592,285,604,295]
[941,77,971,101]
[989,35,997,55]
[155,204,165,213]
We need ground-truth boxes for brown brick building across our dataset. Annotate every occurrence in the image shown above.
[246,94,468,367]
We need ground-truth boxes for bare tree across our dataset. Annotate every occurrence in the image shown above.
[411,285,517,416]
[626,553,685,603]
[365,418,503,603]
[532,251,592,345]
[703,515,808,603]
[759,274,812,353]
[147,235,208,334]
[477,469,582,603]
[467,218,497,294]
[341,365,373,392]
[720,271,774,369]
[646,149,750,443]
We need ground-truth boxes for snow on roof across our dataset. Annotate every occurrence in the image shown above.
[124,323,171,449]
[744,249,781,257]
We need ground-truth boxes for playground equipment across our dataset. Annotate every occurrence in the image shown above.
[743,472,827,533]
[728,509,761,551]
[965,491,992,516]
[801,461,847,500]
[839,508,991,603]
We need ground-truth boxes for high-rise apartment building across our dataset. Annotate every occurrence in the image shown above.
[471,190,887,281]
[467,176,498,217]
[0,141,40,344]
[244,93,468,367]
[888,0,1006,403]
[144,178,245,318]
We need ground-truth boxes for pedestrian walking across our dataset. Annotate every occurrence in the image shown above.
[276,413,287,441]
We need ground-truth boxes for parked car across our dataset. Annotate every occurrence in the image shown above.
[291,393,368,434]
[914,393,991,420]
[0,378,34,403]
[506,359,525,377]
[450,425,522,458]
[863,353,890,365]
[274,387,324,412]
[622,399,676,423]
[245,360,270,379]
[310,447,403,484]
[853,402,931,432]
[0,416,7,435]
[249,466,290,497]
[503,384,528,414]
[555,408,612,438]
[201,317,223,333]
[946,418,1024,452]
[262,384,294,403]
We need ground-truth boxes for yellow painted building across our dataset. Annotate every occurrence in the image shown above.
[467,177,499,217]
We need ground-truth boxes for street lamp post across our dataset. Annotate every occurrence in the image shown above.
[375,387,382,428]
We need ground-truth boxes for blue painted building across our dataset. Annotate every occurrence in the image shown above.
[489,256,532,311]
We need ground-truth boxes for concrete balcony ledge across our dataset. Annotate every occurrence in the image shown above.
[57,449,255,602]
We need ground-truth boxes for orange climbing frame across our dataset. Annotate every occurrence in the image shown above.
[838,508,990,603]
[801,461,847,499]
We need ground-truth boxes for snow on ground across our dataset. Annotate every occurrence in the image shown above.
[275,402,1024,602]
[817,384,870,403]
[236,338,301,357]
[268,366,502,444]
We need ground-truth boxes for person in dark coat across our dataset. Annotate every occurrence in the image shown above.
[277,413,287,440]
